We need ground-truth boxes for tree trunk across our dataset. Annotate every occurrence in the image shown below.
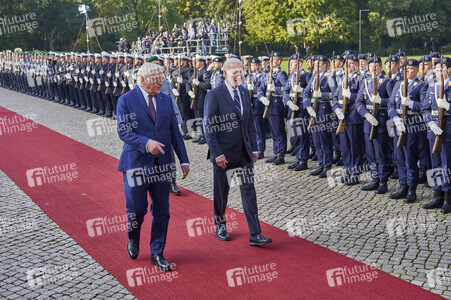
[48,23,57,51]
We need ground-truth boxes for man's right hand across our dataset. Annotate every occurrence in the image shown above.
[146,140,165,155]
[215,155,228,169]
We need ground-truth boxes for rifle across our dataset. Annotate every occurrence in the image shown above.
[112,57,120,95]
[369,59,379,140]
[263,52,274,118]
[247,57,252,102]
[176,55,182,105]
[90,59,96,91]
[421,55,425,83]
[122,59,134,95]
[97,60,104,92]
[74,61,80,89]
[336,54,349,134]
[190,59,198,109]
[308,57,321,130]
[104,60,111,94]
[432,57,445,153]
[332,51,336,77]
[290,53,300,124]
[397,62,408,147]
[387,54,392,79]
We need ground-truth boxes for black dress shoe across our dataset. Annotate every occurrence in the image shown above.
[309,164,323,176]
[215,227,231,241]
[318,166,331,178]
[389,184,408,199]
[170,182,181,195]
[265,155,277,163]
[192,136,201,143]
[257,151,265,159]
[272,155,285,165]
[183,133,192,140]
[288,160,300,170]
[361,178,380,191]
[441,193,451,214]
[293,160,308,171]
[418,170,427,184]
[344,174,360,186]
[150,254,172,271]
[332,150,341,164]
[375,180,388,194]
[127,239,139,260]
[404,186,417,203]
[197,136,206,144]
[422,190,445,209]
[249,234,272,246]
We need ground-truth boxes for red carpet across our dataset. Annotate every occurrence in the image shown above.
[0,106,441,299]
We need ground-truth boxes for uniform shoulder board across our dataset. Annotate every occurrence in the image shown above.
[379,78,383,84]
[413,81,418,86]
[430,75,434,79]
[449,81,451,86]
[353,73,357,78]
[301,70,304,74]
[396,76,400,81]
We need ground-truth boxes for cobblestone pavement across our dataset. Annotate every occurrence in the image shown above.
[0,88,450,298]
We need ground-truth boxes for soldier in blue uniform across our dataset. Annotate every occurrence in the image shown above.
[258,52,288,165]
[355,56,392,194]
[246,58,266,159]
[284,54,310,171]
[386,55,403,97]
[303,55,337,177]
[421,57,451,214]
[332,54,365,184]
[187,55,208,144]
[387,59,427,203]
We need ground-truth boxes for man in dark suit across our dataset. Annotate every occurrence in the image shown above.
[117,63,190,271]
[203,58,272,246]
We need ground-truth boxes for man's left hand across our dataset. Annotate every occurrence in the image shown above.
[181,165,190,179]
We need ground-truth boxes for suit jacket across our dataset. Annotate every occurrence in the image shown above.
[203,83,258,163]
[117,86,189,173]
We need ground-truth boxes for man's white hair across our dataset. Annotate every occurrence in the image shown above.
[223,58,243,72]
[137,62,164,85]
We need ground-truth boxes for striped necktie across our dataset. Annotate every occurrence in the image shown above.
[233,89,241,115]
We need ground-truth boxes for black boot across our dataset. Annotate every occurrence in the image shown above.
[345,174,360,186]
[170,181,181,195]
[318,165,331,178]
[404,186,417,203]
[198,136,206,145]
[441,192,451,214]
[288,159,300,170]
[418,170,427,184]
[390,167,399,179]
[272,154,285,165]
[192,135,201,143]
[309,164,323,176]
[422,190,445,209]
[265,155,278,164]
[333,150,341,164]
[361,178,380,191]
[375,180,388,194]
[389,184,408,199]
[257,151,265,159]
[293,160,308,171]
[287,146,295,154]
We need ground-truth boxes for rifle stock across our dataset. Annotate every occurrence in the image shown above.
[336,55,349,134]
[263,52,274,118]
[290,53,300,125]
[397,62,408,148]
[308,58,320,130]
[369,60,379,140]
[190,61,198,109]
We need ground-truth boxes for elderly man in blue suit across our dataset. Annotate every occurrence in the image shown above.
[203,58,272,246]
[117,62,190,271]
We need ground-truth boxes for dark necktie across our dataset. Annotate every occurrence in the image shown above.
[233,89,241,115]
[148,95,156,122]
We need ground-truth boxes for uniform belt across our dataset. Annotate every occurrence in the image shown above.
[339,100,354,105]
[366,105,386,111]
[431,110,450,116]
[271,92,282,97]
[395,109,420,115]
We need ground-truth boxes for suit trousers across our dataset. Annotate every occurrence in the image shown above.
[213,159,261,235]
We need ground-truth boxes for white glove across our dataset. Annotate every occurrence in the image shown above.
[91,70,95,75]
[115,72,120,78]
[371,94,381,104]
[437,97,450,111]
[86,67,90,72]
[193,78,199,85]
[207,64,214,71]
[97,79,101,84]
[260,97,270,106]
[177,76,183,83]
[188,90,195,98]
[89,78,94,84]
[132,74,136,80]
[79,78,83,83]
[313,90,322,98]
[105,82,109,87]
[129,83,134,89]
[287,100,299,111]
[247,83,254,90]
[293,85,303,93]
[74,77,78,82]
[393,116,406,133]
[306,106,316,118]
[99,70,104,75]
[335,108,345,120]
[113,82,117,87]
[84,76,88,81]
[107,72,111,77]
[267,83,275,92]
[58,67,62,72]
[342,88,351,99]
[172,88,179,97]
[364,113,379,126]
[57,75,60,80]
[428,122,443,135]
[121,81,127,88]
[401,96,410,106]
